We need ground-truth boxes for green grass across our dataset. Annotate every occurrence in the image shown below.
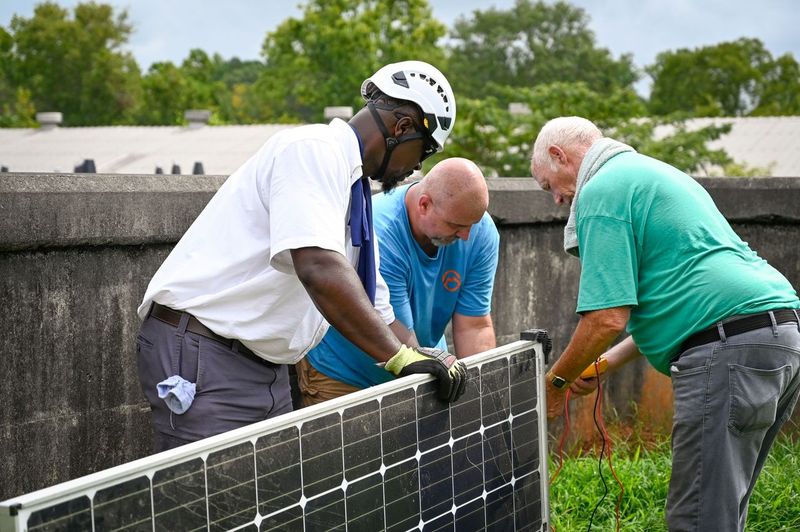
[548,434,800,531]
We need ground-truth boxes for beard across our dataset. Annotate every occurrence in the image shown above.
[431,236,457,247]
[377,171,412,193]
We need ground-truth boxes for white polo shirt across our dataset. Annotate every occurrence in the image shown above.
[138,119,394,364]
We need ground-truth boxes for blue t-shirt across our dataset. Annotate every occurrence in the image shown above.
[305,183,500,388]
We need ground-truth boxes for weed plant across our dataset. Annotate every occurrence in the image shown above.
[549,430,800,531]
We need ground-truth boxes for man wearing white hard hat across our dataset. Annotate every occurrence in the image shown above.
[135,60,465,452]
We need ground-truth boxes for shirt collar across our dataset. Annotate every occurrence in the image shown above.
[329,118,364,185]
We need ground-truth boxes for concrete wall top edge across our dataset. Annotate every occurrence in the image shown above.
[1,174,799,250]
[0,173,226,194]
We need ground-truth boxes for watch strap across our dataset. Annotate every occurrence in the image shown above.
[546,369,570,389]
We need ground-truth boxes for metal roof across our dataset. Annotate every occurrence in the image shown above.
[1,116,799,176]
[0,124,297,175]
[690,117,800,177]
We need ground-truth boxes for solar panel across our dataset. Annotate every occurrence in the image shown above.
[0,336,550,532]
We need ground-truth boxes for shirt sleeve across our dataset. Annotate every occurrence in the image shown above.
[378,230,415,330]
[268,139,351,274]
[455,216,500,317]
[576,215,639,313]
[373,233,396,325]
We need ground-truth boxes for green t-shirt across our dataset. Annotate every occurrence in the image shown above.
[576,152,799,375]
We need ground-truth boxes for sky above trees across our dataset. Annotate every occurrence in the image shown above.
[1,0,798,96]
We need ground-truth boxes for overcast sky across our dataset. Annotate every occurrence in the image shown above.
[2,0,798,94]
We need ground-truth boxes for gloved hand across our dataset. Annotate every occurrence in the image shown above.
[385,345,468,402]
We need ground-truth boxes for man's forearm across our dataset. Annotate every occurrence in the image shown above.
[604,335,642,372]
[551,307,630,382]
[292,247,401,362]
[389,320,419,348]
[452,314,496,357]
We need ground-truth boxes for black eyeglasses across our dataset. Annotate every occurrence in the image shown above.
[420,140,438,162]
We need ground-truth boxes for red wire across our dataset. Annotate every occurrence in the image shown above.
[592,363,625,531]
[548,388,571,485]
[549,362,626,532]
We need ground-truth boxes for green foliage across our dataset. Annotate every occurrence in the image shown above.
[550,435,800,531]
[440,81,738,178]
[0,86,37,127]
[751,54,800,116]
[433,96,519,176]
[0,27,36,126]
[647,38,800,117]
[253,0,447,123]
[447,0,638,104]
[718,160,774,178]
[138,61,190,125]
[137,51,268,125]
[443,81,649,177]
[7,1,142,126]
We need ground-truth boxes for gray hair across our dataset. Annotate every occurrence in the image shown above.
[531,116,603,172]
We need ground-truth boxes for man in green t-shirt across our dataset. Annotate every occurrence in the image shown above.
[531,116,800,531]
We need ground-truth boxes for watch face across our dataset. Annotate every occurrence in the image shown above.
[551,375,568,389]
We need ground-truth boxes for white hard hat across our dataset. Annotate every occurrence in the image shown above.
[361,60,456,153]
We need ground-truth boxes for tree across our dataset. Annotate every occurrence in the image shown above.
[441,82,646,177]
[447,0,638,103]
[138,61,190,125]
[647,38,800,117]
[0,26,36,127]
[751,54,800,116]
[253,0,447,123]
[8,2,141,126]
[439,83,749,178]
[137,51,266,125]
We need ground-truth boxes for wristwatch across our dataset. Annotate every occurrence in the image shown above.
[546,369,570,390]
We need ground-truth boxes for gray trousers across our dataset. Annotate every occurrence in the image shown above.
[136,312,293,453]
[666,312,800,531]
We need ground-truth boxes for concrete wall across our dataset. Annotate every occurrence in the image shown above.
[1,173,799,500]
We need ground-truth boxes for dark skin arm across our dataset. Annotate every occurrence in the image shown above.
[389,320,419,348]
[291,246,401,363]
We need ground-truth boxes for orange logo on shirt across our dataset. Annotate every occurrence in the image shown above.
[442,270,461,292]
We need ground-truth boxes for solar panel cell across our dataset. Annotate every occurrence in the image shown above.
[152,458,206,531]
[343,400,382,481]
[206,442,256,531]
[301,412,343,498]
[255,426,301,516]
[344,473,384,530]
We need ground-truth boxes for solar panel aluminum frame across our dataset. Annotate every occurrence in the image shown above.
[0,338,550,531]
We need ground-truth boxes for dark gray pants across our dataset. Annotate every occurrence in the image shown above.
[666,313,800,531]
[136,312,293,453]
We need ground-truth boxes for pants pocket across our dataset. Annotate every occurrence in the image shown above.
[728,363,791,435]
[136,333,154,350]
[670,357,710,424]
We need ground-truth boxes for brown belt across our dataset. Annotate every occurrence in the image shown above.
[149,302,276,367]
[676,309,800,361]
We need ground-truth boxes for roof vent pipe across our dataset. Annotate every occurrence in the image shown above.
[184,109,211,129]
[36,112,63,131]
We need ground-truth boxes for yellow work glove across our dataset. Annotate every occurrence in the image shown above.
[385,345,468,402]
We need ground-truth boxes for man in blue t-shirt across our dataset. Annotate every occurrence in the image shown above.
[531,116,800,532]
[297,157,500,405]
